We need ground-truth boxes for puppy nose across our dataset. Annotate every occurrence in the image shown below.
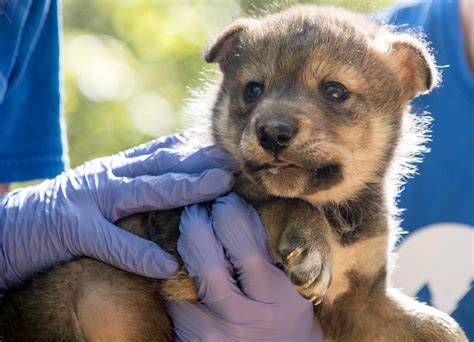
[256,120,295,155]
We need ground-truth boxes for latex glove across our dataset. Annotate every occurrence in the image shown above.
[0,132,238,292]
[169,193,324,341]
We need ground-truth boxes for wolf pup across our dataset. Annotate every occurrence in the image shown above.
[0,5,467,342]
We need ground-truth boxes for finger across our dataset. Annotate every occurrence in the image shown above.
[108,169,234,221]
[72,218,179,278]
[120,131,188,159]
[212,192,294,303]
[112,145,239,178]
[167,299,263,340]
[179,205,273,323]
[179,205,229,277]
[178,205,238,304]
[213,192,272,260]
[167,300,222,341]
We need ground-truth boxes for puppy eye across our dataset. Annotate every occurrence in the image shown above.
[244,82,264,102]
[323,82,349,102]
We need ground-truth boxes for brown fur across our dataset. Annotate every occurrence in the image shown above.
[0,5,467,341]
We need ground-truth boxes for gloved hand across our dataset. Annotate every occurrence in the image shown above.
[0,132,238,292]
[168,193,324,341]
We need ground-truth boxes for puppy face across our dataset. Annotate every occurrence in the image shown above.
[206,6,437,203]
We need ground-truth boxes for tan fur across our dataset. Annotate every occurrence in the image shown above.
[306,114,395,203]
[160,273,198,301]
[325,234,388,303]
[77,282,140,341]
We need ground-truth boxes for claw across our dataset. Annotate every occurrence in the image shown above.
[302,279,314,289]
[286,248,303,263]
[310,295,322,306]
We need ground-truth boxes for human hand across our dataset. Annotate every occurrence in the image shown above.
[168,193,324,341]
[0,132,238,291]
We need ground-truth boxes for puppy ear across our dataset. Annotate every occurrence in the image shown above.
[203,19,253,71]
[390,35,439,100]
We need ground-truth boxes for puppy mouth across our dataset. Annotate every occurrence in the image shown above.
[261,159,297,175]
[248,158,297,172]
[245,158,342,180]
[266,158,295,168]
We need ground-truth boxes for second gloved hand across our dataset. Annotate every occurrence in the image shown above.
[168,193,324,341]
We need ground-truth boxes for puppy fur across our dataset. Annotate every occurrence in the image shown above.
[0,5,467,341]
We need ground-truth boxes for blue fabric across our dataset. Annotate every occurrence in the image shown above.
[0,0,67,183]
[379,0,474,339]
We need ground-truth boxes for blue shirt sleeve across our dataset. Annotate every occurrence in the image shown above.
[0,0,68,183]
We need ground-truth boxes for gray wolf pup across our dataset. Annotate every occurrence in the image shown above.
[0,5,467,342]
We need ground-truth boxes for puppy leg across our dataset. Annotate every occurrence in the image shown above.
[77,276,172,342]
[259,200,332,303]
[0,259,173,341]
[318,274,467,341]
[384,289,467,342]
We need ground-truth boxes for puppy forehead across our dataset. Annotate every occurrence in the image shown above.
[236,15,386,90]
[236,44,366,87]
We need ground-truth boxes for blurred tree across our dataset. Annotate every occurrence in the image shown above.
[61,0,392,168]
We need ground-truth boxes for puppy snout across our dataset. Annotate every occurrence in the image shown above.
[257,119,296,155]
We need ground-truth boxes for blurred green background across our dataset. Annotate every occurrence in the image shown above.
[61,0,394,169]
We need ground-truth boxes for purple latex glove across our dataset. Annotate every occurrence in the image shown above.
[0,132,238,292]
[169,192,324,341]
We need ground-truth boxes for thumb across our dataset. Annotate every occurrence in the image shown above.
[75,218,180,278]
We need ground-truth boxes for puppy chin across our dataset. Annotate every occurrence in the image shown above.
[256,168,310,198]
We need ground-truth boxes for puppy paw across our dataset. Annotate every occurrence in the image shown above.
[280,244,331,304]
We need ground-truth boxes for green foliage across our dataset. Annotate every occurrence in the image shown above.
[61,0,392,168]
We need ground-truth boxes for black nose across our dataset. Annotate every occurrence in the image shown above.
[256,120,295,155]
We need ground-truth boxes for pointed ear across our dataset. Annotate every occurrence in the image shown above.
[203,18,253,71]
[389,35,439,100]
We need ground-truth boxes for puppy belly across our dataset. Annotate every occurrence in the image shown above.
[325,234,388,303]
